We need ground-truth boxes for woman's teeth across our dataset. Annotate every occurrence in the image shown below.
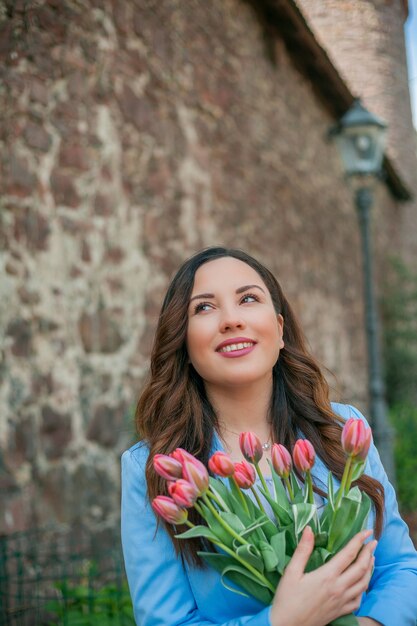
[219,342,254,353]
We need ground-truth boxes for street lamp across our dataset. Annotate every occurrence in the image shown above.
[330,99,396,483]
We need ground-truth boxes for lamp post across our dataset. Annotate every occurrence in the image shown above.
[330,99,396,483]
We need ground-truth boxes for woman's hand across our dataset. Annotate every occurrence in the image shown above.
[357,619,382,625]
[270,526,376,626]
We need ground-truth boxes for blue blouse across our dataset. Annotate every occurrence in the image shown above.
[121,403,417,625]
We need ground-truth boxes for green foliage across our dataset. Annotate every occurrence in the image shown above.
[46,578,135,626]
[381,257,417,406]
[390,403,417,513]
[381,257,417,511]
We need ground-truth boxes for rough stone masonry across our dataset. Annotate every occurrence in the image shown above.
[0,0,414,535]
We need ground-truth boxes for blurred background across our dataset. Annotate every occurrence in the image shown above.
[1,0,416,623]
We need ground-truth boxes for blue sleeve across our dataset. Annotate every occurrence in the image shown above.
[346,405,417,626]
[121,446,271,626]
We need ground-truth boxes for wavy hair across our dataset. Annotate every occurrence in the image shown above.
[136,247,384,565]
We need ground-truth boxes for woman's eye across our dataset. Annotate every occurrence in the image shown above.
[194,302,212,314]
[240,293,259,304]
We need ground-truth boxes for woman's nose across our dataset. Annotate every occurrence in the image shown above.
[219,309,246,333]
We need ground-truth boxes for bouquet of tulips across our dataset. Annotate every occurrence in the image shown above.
[152,418,373,626]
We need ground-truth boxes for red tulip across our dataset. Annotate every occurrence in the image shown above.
[239,432,263,464]
[153,454,183,481]
[151,496,188,524]
[181,457,209,496]
[168,479,199,508]
[208,452,235,477]
[341,418,372,461]
[271,443,292,479]
[293,439,316,473]
[234,460,256,489]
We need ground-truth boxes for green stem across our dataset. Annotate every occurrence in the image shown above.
[344,459,356,495]
[232,477,250,515]
[210,537,276,594]
[254,461,269,493]
[207,489,226,510]
[250,486,267,515]
[306,470,314,505]
[335,455,352,509]
[201,494,249,546]
[284,476,294,501]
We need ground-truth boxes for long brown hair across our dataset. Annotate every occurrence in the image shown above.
[136,247,384,565]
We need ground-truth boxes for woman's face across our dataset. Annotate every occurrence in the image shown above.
[186,257,284,392]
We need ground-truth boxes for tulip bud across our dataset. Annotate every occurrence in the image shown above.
[234,460,256,489]
[151,496,188,525]
[182,457,209,497]
[171,448,196,465]
[341,418,372,461]
[239,432,263,464]
[153,454,183,481]
[293,439,315,473]
[168,479,199,508]
[208,452,235,477]
[271,443,292,479]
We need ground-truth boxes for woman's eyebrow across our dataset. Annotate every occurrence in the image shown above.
[236,284,265,295]
[190,284,265,303]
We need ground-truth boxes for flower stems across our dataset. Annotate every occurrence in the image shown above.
[232,478,250,515]
[200,495,249,547]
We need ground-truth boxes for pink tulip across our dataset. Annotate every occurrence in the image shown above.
[341,418,372,461]
[168,479,199,508]
[293,439,316,473]
[271,443,292,479]
[234,460,256,489]
[171,448,196,465]
[153,454,183,481]
[208,452,235,477]
[239,432,263,464]
[151,496,188,524]
[181,457,209,496]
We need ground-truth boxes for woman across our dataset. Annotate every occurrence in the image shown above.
[121,247,417,626]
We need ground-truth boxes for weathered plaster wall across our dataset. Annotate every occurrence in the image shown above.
[0,0,405,534]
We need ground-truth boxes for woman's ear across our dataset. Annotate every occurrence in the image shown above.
[277,314,285,349]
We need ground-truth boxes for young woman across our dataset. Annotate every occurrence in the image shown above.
[121,247,417,626]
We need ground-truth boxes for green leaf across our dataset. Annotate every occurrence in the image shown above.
[350,460,366,482]
[305,547,330,573]
[175,525,218,542]
[258,486,293,526]
[328,612,359,625]
[270,531,287,575]
[235,543,264,572]
[219,511,246,533]
[292,502,317,536]
[221,564,273,605]
[289,470,303,500]
[327,497,360,553]
[199,502,234,547]
[209,478,232,512]
[345,485,362,503]
[327,472,335,511]
[267,461,292,512]
[258,540,279,572]
[198,551,239,574]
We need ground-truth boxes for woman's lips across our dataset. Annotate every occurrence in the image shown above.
[216,338,256,358]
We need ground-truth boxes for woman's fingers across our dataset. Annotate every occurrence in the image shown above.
[285,526,315,578]
[327,529,373,575]
[340,539,377,588]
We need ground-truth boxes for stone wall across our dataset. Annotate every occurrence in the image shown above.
[0,0,409,534]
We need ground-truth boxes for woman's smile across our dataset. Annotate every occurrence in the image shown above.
[216,337,257,357]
